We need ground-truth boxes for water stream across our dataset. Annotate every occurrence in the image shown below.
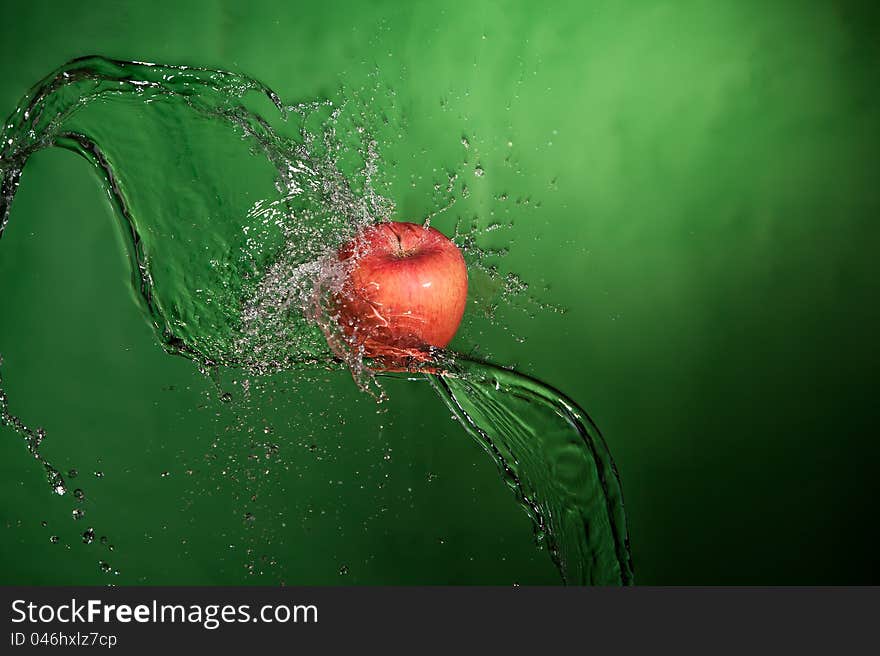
[0,56,632,584]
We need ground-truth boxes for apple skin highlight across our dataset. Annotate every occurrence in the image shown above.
[332,221,468,361]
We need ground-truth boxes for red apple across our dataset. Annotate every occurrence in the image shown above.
[331,221,468,363]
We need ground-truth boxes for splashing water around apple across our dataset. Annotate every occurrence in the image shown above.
[0,57,632,584]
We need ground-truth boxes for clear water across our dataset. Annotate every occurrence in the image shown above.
[0,56,632,585]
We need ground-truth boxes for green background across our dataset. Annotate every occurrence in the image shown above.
[1,0,878,584]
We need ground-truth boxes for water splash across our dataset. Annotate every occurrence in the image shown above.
[0,56,632,584]
[429,360,632,584]
[0,358,67,496]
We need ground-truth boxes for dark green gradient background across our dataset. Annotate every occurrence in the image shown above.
[0,0,877,584]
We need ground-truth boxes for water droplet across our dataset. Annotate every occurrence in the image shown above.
[49,535,59,544]
[72,508,85,520]
[338,564,349,575]
[474,166,484,177]
[82,528,95,544]
[73,488,85,501]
